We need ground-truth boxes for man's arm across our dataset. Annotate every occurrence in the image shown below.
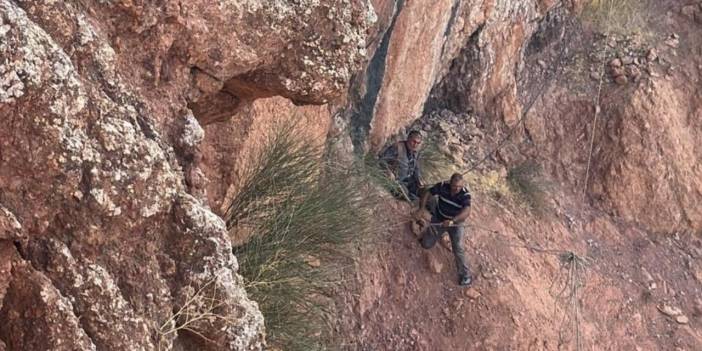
[452,206,471,223]
[415,182,439,222]
[419,189,431,211]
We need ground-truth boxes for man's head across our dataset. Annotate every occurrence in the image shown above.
[406,130,423,152]
[449,173,464,195]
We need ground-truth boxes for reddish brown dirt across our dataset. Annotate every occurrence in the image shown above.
[337,189,702,350]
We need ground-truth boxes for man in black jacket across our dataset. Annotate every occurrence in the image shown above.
[378,130,423,201]
[417,173,473,286]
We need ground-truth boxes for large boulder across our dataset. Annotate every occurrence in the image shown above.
[0,0,376,349]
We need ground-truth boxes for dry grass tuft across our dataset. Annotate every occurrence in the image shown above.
[225,121,383,350]
[581,0,652,36]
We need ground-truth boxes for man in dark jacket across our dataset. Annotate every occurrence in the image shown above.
[378,130,423,200]
[417,173,473,286]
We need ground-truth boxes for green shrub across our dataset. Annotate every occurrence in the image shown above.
[225,122,381,351]
[224,122,320,231]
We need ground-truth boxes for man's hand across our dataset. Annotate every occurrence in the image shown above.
[442,219,453,228]
[412,209,426,222]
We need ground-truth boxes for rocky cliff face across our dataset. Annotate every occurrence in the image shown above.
[346,0,565,151]
[349,0,702,236]
[0,0,374,349]
[518,0,702,235]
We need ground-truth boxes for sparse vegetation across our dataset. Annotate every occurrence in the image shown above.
[507,160,549,213]
[224,122,320,233]
[466,170,512,201]
[550,251,591,351]
[225,121,383,350]
[361,152,411,201]
[581,0,652,36]
[157,279,230,350]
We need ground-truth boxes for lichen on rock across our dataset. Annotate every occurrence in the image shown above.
[0,0,266,349]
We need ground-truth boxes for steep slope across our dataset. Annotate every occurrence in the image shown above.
[338,188,702,350]
[334,0,702,350]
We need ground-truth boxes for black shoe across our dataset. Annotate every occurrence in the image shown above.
[459,274,472,286]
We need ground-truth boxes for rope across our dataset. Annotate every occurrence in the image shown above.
[461,2,575,176]
[582,8,613,197]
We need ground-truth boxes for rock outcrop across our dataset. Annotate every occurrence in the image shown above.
[0,0,375,349]
[353,0,702,236]
[518,2,702,234]
[346,0,566,152]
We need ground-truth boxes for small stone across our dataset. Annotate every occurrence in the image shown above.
[538,59,547,68]
[691,245,702,259]
[693,299,702,316]
[590,71,600,80]
[304,255,321,268]
[665,37,679,48]
[615,75,628,85]
[627,65,642,80]
[621,56,634,65]
[481,270,494,280]
[647,48,658,62]
[608,58,623,68]
[658,304,682,317]
[511,314,520,326]
[427,255,443,274]
[611,66,625,77]
[675,315,689,324]
[410,221,422,236]
[441,235,452,252]
[465,288,481,299]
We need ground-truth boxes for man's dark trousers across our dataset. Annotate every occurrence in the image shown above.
[402,176,421,201]
[420,214,470,277]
